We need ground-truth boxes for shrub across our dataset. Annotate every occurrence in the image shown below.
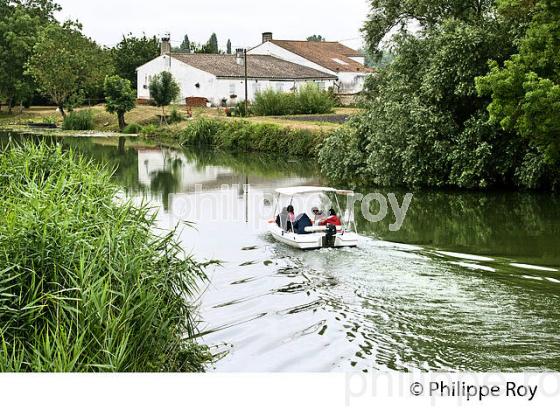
[252,89,296,116]
[180,118,323,157]
[0,141,210,372]
[62,110,94,131]
[181,117,226,146]
[122,123,142,134]
[139,124,161,138]
[251,83,335,116]
[169,107,185,124]
[295,82,335,114]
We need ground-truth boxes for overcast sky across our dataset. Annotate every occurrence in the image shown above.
[54,0,370,50]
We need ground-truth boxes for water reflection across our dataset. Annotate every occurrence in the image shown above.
[2,132,560,372]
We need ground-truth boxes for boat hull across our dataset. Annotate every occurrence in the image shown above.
[267,222,358,250]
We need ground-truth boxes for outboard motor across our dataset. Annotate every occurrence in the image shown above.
[322,224,337,248]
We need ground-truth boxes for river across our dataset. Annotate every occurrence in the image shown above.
[2,133,560,372]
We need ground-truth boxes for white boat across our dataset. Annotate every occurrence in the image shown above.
[267,186,359,250]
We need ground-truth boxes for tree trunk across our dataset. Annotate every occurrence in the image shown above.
[58,104,66,118]
[118,112,126,131]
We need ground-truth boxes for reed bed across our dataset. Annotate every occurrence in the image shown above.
[0,141,210,372]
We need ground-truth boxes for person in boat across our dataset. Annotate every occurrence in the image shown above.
[319,209,342,226]
[311,207,326,225]
[292,212,313,234]
[276,205,296,231]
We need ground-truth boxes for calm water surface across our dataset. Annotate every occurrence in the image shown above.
[3,134,560,372]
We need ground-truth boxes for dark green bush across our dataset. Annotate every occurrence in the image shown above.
[294,83,336,114]
[180,118,323,156]
[122,123,142,134]
[0,141,210,372]
[62,110,94,131]
[252,89,296,116]
[169,107,185,124]
[251,83,335,116]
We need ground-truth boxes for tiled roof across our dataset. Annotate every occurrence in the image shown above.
[269,40,374,73]
[169,53,337,80]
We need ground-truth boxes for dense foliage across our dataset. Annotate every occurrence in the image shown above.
[62,109,94,130]
[111,34,159,88]
[321,0,559,190]
[174,117,323,157]
[0,0,59,110]
[0,141,210,371]
[148,71,181,121]
[104,75,136,130]
[27,22,113,116]
[251,83,335,116]
[476,0,560,165]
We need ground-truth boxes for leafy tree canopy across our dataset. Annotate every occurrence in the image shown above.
[178,34,190,52]
[0,0,60,109]
[112,34,159,88]
[362,0,495,56]
[307,34,326,42]
[27,21,113,116]
[149,71,180,121]
[104,75,136,130]
[476,0,560,163]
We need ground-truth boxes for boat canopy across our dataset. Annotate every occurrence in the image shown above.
[274,186,354,196]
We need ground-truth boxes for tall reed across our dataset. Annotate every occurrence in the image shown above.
[0,141,210,372]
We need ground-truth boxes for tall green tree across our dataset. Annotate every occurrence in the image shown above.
[149,71,180,122]
[112,34,159,88]
[363,0,495,56]
[104,75,136,130]
[27,22,113,117]
[0,0,59,111]
[476,0,560,164]
[226,38,231,54]
[179,34,190,52]
[307,34,325,42]
[206,32,219,54]
[321,0,560,190]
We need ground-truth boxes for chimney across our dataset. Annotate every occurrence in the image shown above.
[161,33,171,55]
[262,32,273,43]
[236,48,245,65]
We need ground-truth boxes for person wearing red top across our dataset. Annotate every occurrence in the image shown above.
[319,209,342,226]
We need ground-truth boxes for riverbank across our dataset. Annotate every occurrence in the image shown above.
[0,141,211,372]
[0,105,355,132]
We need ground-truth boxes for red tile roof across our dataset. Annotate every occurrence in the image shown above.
[268,40,374,73]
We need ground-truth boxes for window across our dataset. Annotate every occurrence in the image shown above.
[253,82,261,95]
[316,81,325,91]
[276,83,284,92]
[229,83,236,95]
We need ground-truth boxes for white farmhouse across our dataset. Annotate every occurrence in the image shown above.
[137,37,337,106]
[249,32,374,102]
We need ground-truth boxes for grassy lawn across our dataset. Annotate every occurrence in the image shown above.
[0,104,361,133]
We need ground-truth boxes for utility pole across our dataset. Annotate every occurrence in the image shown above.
[244,49,248,117]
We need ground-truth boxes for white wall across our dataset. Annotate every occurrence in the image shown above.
[137,55,336,106]
[214,78,336,105]
[137,55,217,103]
[337,72,368,94]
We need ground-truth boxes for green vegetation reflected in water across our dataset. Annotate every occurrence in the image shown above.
[2,131,559,372]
